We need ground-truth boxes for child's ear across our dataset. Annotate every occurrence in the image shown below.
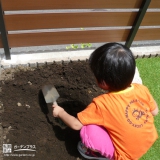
[98,81,109,90]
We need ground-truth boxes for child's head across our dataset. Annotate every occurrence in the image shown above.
[89,42,135,92]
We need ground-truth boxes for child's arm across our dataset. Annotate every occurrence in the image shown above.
[52,104,83,130]
[151,101,159,116]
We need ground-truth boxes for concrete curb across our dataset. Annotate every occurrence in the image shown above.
[0,101,4,160]
[0,45,160,68]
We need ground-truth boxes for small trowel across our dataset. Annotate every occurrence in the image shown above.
[42,85,60,105]
[42,85,65,126]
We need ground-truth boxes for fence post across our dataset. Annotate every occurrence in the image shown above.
[0,1,11,59]
[125,0,151,48]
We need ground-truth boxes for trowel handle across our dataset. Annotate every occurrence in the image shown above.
[53,101,58,106]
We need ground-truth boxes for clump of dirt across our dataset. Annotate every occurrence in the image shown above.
[0,60,105,160]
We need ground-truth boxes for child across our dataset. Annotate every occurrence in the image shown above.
[52,42,158,160]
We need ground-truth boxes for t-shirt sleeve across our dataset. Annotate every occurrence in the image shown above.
[77,99,104,126]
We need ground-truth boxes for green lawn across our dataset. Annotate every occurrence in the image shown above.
[136,57,160,160]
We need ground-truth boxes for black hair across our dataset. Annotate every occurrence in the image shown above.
[89,42,135,91]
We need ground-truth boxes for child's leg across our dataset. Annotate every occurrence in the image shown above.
[79,125,115,159]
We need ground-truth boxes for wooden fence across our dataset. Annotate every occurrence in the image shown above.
[0,0,160,59]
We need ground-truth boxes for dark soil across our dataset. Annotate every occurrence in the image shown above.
[0,60,105,160]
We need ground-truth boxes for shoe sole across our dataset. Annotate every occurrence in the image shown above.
[77,142,109,160]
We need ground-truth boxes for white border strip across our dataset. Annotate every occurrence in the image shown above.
[1,46,160,67]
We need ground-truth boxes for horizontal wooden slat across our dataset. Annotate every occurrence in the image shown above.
[7,29,130,47]
[4,11,160,31]
[135,28,160,41]
[5,12,138,31]
[1,0,160,10]
[7,28,160,48]
[1,0,143,11]
[149,0,160,8]
[141,12,160,26]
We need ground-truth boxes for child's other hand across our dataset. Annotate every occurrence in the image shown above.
[52,104,64,118]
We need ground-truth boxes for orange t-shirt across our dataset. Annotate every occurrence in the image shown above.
[77,84,158,160]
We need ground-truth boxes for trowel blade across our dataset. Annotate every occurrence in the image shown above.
[42,85,60,104]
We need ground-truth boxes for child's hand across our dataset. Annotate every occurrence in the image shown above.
[52,104,64,118]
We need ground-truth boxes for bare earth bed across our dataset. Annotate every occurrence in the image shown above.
[0,60,105,160]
